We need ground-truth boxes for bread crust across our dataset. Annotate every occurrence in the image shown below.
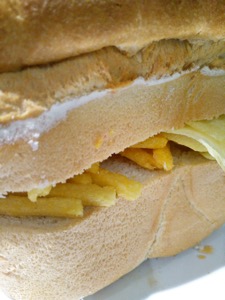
[0,0,225,72]
[0,153,225,300]
[1,39,225,124]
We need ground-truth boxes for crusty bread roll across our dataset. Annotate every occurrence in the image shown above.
[0,0,225,72]
[0,1,225,299]
[0,152,225,300]
[0,1,225,194]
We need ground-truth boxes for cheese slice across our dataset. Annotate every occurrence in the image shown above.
[165,115,225,171]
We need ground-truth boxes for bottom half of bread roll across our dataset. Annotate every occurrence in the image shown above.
[0,148,224,300]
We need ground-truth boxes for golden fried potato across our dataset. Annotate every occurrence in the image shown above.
[86,162,100,174]
[27,186,52,202]
[120,148,156,170]
[131,134,168,149]
[49,183,116,207]
[90,168,142,200]
[153,144,174,171]
[0,195,83,218]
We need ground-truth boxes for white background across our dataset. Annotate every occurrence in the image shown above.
[88,225,225,300]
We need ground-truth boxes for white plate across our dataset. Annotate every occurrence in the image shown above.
[0,226,225,300]
[87,225,225,300]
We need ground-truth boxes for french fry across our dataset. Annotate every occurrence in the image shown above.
[120,148,156,170]
[0,195,83,218]
[90,168,142,201]
[153,144,174,171]
[48,183,116,207]
[131,134,168,149]
[27,186,52,202]
[68,173,92,184]
[86,162,100,174]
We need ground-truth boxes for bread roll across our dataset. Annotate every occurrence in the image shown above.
[0,151,225,300]
[0,3,225,193]
[0,1,225,299]
[1,65,225,194]
[0,0,225,72]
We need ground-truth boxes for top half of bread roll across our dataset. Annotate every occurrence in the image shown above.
[0,0,225,73]
[0,0,225,194]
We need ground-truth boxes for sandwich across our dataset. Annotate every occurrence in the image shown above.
[0,0,225,299]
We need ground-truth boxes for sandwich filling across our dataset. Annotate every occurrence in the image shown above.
[1,115,225,218]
